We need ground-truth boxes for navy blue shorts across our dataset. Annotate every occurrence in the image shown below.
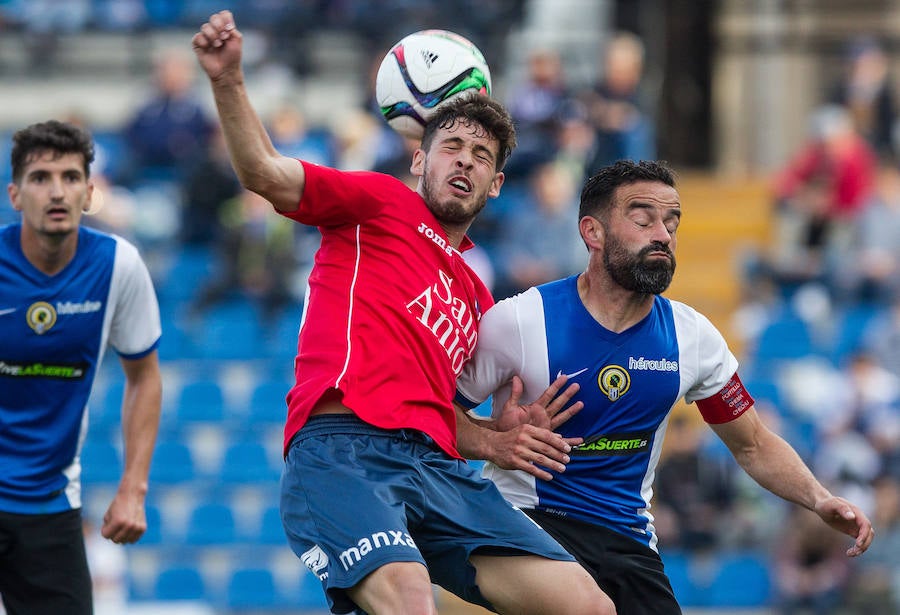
[280,414,574,614]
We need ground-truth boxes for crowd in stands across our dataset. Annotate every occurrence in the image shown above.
[1,5,898,611]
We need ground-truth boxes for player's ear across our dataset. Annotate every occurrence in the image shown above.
[580,215,603,247]
[410,148,425,177]
[83,181,95,212]
[7,183,21,211]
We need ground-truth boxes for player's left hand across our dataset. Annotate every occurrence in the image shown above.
[101,491,148,545]
[496,374,583,433]
[814,496,875,557]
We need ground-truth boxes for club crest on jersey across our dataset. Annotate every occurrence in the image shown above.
[26,302,56,334]
[598,365,630,401]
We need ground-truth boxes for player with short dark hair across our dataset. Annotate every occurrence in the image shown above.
[192,10,616,615]
[0,119,162,615]
[456,159,874,614]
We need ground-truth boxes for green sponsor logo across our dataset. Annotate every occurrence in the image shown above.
[571,431,653,456]
[0,360,87,379]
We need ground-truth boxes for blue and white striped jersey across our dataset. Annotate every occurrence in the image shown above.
[0,224,160,514]
[456,275,739,552]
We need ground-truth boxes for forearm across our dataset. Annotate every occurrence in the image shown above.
[208,71,303,211]
[119,367,162,497]
[727,427,831,510]
[455,404,496,461]
[210,71,277,188]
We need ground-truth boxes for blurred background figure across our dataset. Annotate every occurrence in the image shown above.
[180,124,243,249]
[492,160,587,299]
[503,47,574,180]
[773,507,854,615]
[582,31,656,177]
[756,105,877,298]
[120,48,216,188]
[827,36,898,161]
[843,474,900,613]
[837,160,900,304]
[189,188,300,322]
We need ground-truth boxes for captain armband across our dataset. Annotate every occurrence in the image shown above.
[695,372,755,424]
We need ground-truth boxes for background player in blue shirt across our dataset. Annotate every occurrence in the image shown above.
[0,120,162,615]
[456,160,874,614]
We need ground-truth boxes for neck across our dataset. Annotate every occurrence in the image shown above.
[577,269,655,333]
[439,222,468,250]
[20,227,78,276]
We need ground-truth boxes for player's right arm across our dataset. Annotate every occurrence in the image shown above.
[192,10,304,213]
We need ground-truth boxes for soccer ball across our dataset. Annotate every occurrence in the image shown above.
[375,29,492,140]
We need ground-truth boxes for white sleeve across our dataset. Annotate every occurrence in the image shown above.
[672,300,739,403]
[455,292,528,407]
[107,238,162,358]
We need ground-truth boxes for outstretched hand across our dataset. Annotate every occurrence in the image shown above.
[486,375,584,481]
[191,10,243,81]
[814,496,875,557]
[496,374,583,432]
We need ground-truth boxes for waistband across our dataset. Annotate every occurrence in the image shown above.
[289,414,436,448]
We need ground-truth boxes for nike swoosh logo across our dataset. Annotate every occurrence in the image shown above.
[556,368,589,380]
[0,308,17,316]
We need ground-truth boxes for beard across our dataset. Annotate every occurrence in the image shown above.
[420,168,489,225]
[603,231,676,295]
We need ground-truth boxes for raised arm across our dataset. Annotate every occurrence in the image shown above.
[710,407,874,557]
[192,10,304,212]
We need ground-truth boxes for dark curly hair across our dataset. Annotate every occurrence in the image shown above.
[579,160,676,220]
[421,93,517,171]
[10,120,95,184]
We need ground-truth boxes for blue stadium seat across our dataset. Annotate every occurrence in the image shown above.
[219,439,279,484]
[80,439,121,484]
[175,379,225,423]
[149,440,196,484]
[198,299,266,361]
[138,503,162,546]
[707,552,773,607]
[156,245,215,306]
[661,551,703,607]
[153,565,206,601]
[184,502,237,545]
[94,379,125,430]
[247,379,290,425]
[226,567,280,610]
[256,505,286,545]
[753,314,814,365]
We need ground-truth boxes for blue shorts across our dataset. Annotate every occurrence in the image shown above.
[280,414,574,614]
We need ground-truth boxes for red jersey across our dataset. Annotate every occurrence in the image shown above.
[279,161,494,458]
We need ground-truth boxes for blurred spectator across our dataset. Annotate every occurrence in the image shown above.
[863,296,900,380]
[268,103,335,167]
[837,161,900,304]
[828,36,898,161]
[493,160,587,299]
[190,189,299,321]
[181,124,242,247]
[582,31,656,177]
[843,475,900,613]
[331,106,406,172]
[503,47,574,180]
[120,48,216,187]
[773,506,853,614]
[759,105,877,296]
[653,413,738,552]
